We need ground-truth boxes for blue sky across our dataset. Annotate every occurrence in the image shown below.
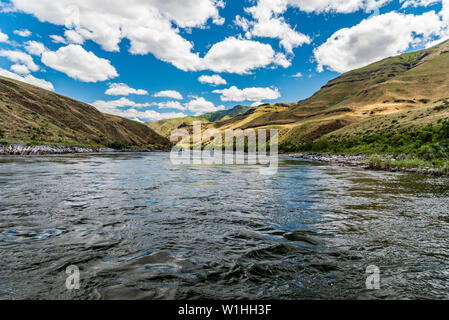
[0,0,447,122]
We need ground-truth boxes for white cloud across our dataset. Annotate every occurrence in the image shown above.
[9,0,225,72]
[0,50,39,72]
[8,1,290,74]
[153,101,186,111]
[441,0,449,24]
[269,0,390,14]
[0,30,8,42]
[91,97,150,112]
[24,41,48,56]
[249,17,311,53]
[125,109,187,122]
[13,29,31,37]
[0,67,54,91]
[274,52,291,68]
[237,0,392,56]
[251,101,265,107]
[104,107,186,122]
[213,86,281,102]
[239,0,312,54]
[198,74,227,86]
[185,97,225,115]
[41,44,118,82]
[64,30,85,44]
[202,37,288,74]
[50,35,67,44]
[153,90,183,100]
[91,98,185,121]
[292,72,303,78]
[314,11,445,73]
[401,0,440,8]
[10,64,30,75]
[105,83,148,96]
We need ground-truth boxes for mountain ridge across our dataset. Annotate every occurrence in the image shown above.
[0,76,170,149]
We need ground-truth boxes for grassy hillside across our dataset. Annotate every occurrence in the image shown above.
[0,76,170,149]
[170,41,449,172]
[147,105,252,138]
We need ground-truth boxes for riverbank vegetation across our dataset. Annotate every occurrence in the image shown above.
[280,119,449,174]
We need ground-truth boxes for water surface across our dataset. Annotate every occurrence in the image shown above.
[0,152,448,299]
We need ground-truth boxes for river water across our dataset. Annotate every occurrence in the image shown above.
[0,152,448,300]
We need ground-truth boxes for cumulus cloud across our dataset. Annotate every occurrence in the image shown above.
[13,29,31,37]
[153,101,186,111]
[10,64,30,75]
[292,72,303,78]
[9,0,224,71]
[213,86,281,102]
[153,90,183,100]
[105,83,148,96]
[185,97,225,115]
[203,37,288,74]
[91,97,185,121]
[0,50,39,72]
[401,0,440,8]
[314,11,445,73]
[198,74,227,86]
[251,101,265,107]
[0,30,8,42]
[24,41,48,56]
[262,0,391,15]
[121,109,187,122]
[91,97,151,111]
[25,41,48,56]
[41,44,118,82]
[8,1,290,74]
[50,35,67,44]
[64,30,85,44]
[0,68,54,91]
[236,0,393,57]
[238,0,311,54]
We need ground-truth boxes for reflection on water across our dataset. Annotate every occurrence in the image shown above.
[0,153,448,299]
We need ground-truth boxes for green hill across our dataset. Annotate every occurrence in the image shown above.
[0,76,170,149]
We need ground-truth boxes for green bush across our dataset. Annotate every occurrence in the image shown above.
[107,141,129,150]
[280,120,449,163]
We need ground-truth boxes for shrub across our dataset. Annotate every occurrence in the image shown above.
[107,141,129,150]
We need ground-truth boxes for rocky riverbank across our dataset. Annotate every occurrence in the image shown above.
[0,143,167,155]
[286,153,368,167]
[286,153,449,177]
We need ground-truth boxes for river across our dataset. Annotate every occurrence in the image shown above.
[0,152,448,299]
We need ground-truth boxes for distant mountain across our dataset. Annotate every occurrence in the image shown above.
[0,76,170,148]
[147,105,252,138]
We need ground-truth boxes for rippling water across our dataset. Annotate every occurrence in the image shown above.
[0,152,448,300]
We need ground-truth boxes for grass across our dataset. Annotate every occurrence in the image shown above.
[281,119,449,173]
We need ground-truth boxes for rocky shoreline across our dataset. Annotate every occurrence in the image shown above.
[285,153,449,177]
[285,153,369,167]
[0,143,166,156]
